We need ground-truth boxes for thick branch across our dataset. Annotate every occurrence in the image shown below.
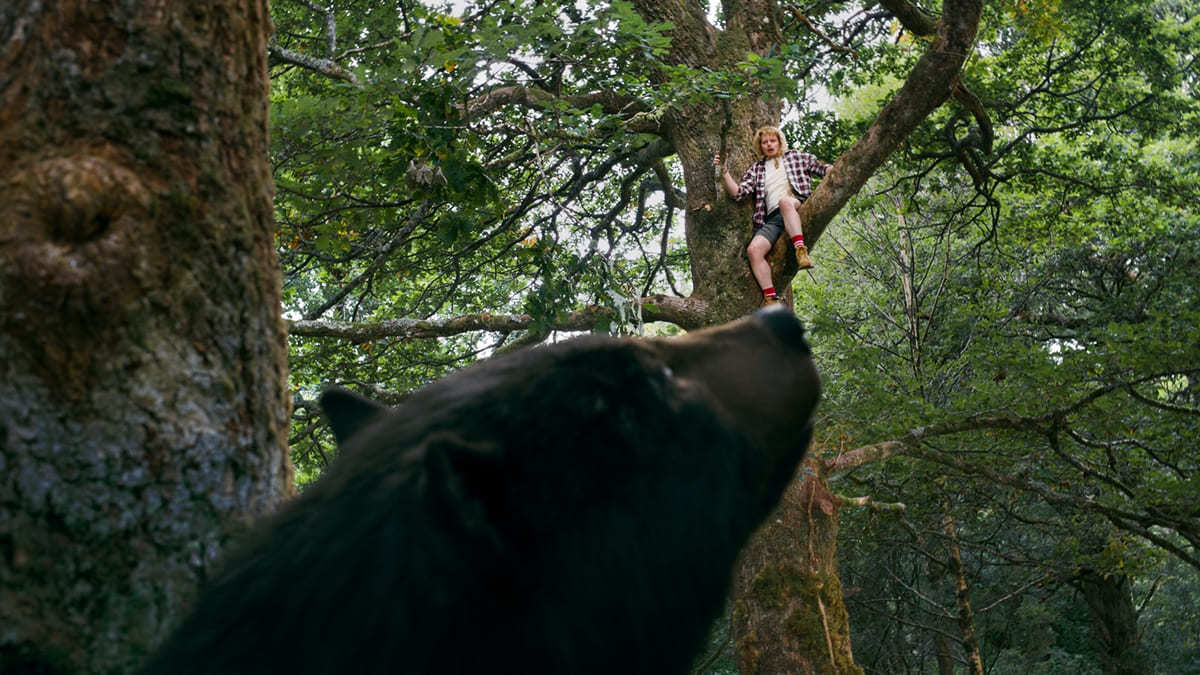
[463,85,656,131]
[878,0,938,36]
[825,376,1146,476]
[825,408,1055,476]
[827,440,907,475]
[952,79,993,154]
[288,294,711,342]
[788,0,983,284]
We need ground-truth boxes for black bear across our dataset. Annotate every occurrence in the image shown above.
[142,306,820,674]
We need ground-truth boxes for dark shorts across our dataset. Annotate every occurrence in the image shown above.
[753,209,786,245]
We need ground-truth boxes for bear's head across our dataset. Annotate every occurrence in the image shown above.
[142,306,819,675]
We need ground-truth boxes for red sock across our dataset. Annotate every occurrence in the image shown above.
[791,234,805,248]
[762,286,777,299]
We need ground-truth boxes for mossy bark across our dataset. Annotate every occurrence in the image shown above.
[732,457,862,674]
[0,2,290,672]
[943,512,985,675]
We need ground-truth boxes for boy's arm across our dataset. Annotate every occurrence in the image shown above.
[732,163,759,202]
[799,151,831,178]
[714,154,743,198]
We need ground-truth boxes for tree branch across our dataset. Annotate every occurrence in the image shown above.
[825,406,1057,476]
[786,0,983,286]
[302,200,433,320]
[951,78,993,154]
[288,294,712,342]
[786,8,859,59]
[268,43,360,85]
[462,85,657,131]
[837,494,907,512]
[1125,383,1200,416]
[877,0,938,36]
[824,372,1175,478]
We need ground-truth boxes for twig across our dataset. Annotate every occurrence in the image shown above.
[787,8,858,59]
[817,595,838,668]
[837,495,908,512]
[268,43,360,86]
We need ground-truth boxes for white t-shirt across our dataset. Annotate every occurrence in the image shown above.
[764,158,793,213]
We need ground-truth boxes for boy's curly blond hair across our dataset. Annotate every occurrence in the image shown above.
[752,126,789,158]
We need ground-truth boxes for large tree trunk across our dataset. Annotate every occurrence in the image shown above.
[671,95,788,324]
[731,457,861,674]
[1072,570,1147,675]
[0,2,291,672]
[638,0,788,324]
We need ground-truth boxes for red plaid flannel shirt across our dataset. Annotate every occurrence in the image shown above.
[733,149,830,229]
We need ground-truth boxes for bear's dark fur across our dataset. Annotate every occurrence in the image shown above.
[142,306,820,674]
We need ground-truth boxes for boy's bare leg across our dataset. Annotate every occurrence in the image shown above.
[747,235,775,291]
[779,197,814,269]
[779,197,805,240]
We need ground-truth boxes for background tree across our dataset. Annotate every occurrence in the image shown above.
[0,1,290,672]
[817,165,1200,672]
[809,15,1200,662]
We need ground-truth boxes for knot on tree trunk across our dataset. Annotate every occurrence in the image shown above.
[1,153,167,394]
[1,153,159,320]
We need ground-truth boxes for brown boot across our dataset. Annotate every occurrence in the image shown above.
[794,244,814,270]
[760,296,781,307]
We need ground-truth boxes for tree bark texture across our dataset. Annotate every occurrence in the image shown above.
[731,457,862,674]
[636,0,788,325]
[0,2,291,672]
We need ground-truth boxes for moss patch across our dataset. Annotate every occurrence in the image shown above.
[742,563,863,674]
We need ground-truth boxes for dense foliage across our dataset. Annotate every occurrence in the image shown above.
[805,0,1200,669]
[269,0,1200,671]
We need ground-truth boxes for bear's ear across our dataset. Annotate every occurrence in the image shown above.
[319,388,388,445]
[422,433,506,514]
